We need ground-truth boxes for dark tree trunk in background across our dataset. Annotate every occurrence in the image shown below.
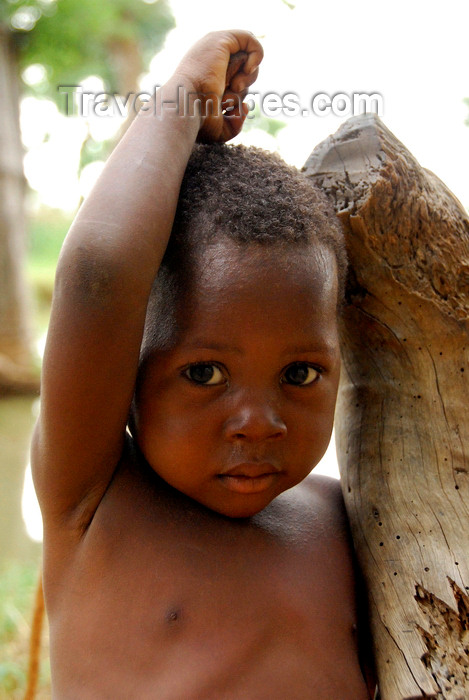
[304,114,469,699]
[108,36,144,135]
[0,24,38,394]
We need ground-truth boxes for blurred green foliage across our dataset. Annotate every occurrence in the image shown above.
[0,561,50,699]
[3,0,175,103]
[27,207,69,268]
[243,104,286,138]
[26,207,72,332]
[79,134,114,173]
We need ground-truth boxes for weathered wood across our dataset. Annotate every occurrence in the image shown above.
[304,114,469,699]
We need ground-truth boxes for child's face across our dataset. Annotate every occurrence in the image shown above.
[133,240,341,518]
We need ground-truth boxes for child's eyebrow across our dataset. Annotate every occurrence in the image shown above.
[182,341,243,354]
[283,343,338,358]
[181,341,337,357]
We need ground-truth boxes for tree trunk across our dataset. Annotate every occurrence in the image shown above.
[304,114,469,699]
[0,24,38,394]
[107,36,143,135]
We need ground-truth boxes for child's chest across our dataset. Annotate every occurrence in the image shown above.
[47,464,365,698]
[80,462,356,628]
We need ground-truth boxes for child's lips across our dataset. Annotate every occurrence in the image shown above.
[218,463,281,494]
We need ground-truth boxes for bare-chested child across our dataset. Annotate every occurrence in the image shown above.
[32,30,375,699]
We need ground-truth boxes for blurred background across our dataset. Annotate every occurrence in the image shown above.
[1,0,468,695]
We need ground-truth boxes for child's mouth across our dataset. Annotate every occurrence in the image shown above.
[217,463,281,494]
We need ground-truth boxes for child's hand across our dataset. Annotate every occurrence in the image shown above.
[173,30,263,143]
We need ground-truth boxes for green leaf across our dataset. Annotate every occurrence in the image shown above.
[5,0,174,106]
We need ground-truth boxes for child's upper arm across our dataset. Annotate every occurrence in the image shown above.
[32,99,201,531]
[31,80,198,533]
[32,238,152,530]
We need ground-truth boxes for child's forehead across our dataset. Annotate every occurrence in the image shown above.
[141,238,339,361]
[188,238,337,298]
[173,238,339,342]
[169,239,339,357]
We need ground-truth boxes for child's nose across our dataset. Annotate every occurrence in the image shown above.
[223,392,287,443]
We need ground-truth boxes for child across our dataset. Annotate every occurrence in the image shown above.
[32,30,375,698]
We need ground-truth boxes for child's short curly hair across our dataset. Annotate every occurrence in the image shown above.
[171,143,346,266]
[142,143,347,355]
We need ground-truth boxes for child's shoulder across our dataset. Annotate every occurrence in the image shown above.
[303,472,344,500]
[298,473,349,534]
[294,472,346,515]
[253,473,349,546]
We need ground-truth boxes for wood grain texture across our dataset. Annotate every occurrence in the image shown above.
[304,114,469,699]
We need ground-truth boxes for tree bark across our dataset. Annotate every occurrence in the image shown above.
[304,114,469,699]
[0,24,38,394]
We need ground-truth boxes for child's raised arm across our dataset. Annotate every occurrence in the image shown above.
[32,30,263,532]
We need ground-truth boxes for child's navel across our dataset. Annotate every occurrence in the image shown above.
[165,607,181,624]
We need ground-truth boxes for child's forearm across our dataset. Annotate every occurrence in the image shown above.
[57,75,201,300]
[59,29,263,295]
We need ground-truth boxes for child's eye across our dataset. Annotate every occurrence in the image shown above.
[184,363,226,386]
[282,363,320,386]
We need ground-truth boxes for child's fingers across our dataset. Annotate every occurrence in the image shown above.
[221,30,263,82]
[226,51,248,87]
[229,66,260,96]
[233,31,264,74]
[221,95,249,141]
[190,30,263,143]
[221,92,243,119]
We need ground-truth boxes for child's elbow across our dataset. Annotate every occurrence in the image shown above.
[54,241,122,309]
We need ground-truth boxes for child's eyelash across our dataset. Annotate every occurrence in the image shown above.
[181,361,324,387]
[182,362,227,386]
[281,362,324,386]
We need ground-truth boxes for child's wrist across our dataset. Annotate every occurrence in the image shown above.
[137,76,203,139]
[157,75,203,129]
